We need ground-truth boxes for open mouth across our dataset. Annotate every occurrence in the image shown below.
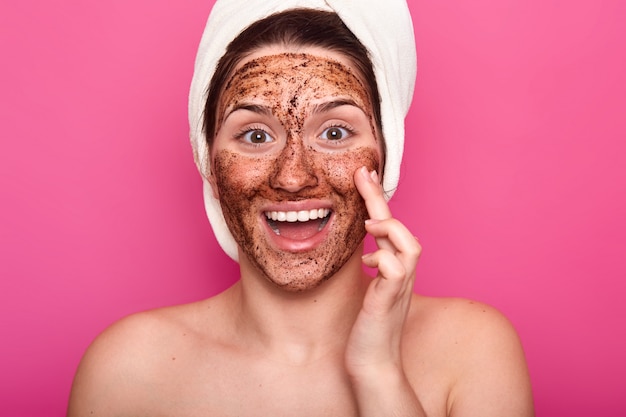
[264,208,331,240]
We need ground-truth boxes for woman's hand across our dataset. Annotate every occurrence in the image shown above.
[345,166,425,416]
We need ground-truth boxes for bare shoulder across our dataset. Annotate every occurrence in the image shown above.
[67,297,226,416]
[406,295,523,344]
[403,296,534,417]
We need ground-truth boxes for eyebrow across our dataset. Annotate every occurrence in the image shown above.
[224,98,363,120]
[225,103,272,119]
[310,99,363,115]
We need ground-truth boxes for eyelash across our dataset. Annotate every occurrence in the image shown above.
[233,122,356,147]
[319,123,355,144]
[234,125,273,147]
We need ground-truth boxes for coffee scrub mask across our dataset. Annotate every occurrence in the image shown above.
[209,53,381,290]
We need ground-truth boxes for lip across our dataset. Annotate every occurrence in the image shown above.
[260,199,334,252]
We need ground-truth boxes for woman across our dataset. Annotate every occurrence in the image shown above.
[68,1,534,416]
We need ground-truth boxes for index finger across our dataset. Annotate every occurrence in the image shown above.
[354,166,392,221]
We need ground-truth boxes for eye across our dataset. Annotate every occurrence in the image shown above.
[320,126,351,141]
[241,129,272,144]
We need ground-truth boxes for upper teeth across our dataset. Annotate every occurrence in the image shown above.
[265,208,330,222]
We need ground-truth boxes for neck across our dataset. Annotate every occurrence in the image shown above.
[228,244,370,365]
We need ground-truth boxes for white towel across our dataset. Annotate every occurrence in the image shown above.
[189,0,417,260]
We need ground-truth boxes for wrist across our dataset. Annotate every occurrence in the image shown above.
[348,362,426,417]
[348,361,406,391]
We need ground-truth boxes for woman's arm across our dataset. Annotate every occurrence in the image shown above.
[348,166,534,416]
[347,166,426,416]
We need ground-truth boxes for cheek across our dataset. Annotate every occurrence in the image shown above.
[212,151,272,195]
[212,152,270,235]
[321,147,380,253]
[212,151,275,247]
[317,147,381,192]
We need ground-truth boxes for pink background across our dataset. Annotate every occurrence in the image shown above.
[1,0,625,415]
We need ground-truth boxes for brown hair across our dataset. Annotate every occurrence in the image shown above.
[203,8,384,157]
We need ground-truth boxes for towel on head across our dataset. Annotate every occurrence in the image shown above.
[189,0,417,260]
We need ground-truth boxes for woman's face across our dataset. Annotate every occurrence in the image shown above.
[209,47,382,291]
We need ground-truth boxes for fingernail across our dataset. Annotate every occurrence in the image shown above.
[359,166,370,181]
[370,170,379,183]
[365,219,381,225]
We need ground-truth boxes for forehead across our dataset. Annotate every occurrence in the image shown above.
[220,51,371,107]
[237,45,360,77]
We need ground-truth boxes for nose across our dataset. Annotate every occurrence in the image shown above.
[270,138,318,193]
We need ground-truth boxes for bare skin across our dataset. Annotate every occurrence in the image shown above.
[67,48,534,416]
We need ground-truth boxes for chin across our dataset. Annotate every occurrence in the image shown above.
[244,236,364,293]
[266,274,329,293]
